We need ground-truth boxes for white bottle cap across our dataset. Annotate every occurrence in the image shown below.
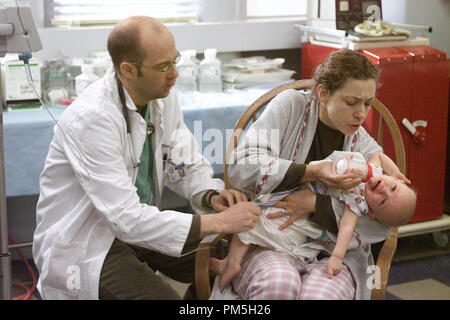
[81,64,94,74]
[204,48,217,60]
[186,49,197,58]
[177,50,191,66]
[71,57,85,66]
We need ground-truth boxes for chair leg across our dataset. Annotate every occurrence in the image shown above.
[195,242,213,300]
[183,283,197,300]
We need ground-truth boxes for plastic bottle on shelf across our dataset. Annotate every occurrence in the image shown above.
[66,57,83,98]
[42,59,69,104]
[75,64,100,96]
[186,49,200,76]
[332,152,374,183]
[198,48,222,93]
[91,57,112,78]
[174,50,197,92]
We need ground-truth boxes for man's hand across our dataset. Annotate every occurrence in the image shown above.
[200,201,262,236]
[266,186,316,230]
[210,189,248,212]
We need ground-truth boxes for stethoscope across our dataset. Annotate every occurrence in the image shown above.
[116,76,155,171]
[116,75,154,136]
[116,76,174,178]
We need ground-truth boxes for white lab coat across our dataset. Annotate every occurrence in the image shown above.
[33,68,224,299]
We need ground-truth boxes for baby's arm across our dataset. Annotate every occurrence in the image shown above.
[327,206,359,278]
[368,152,410,183]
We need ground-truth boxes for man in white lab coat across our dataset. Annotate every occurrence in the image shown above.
[32,16,261,300]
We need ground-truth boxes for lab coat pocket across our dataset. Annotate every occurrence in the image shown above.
[41,240,86,297]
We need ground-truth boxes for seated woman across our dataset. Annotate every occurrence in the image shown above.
[211,151,416,289]
[217,49,406,300]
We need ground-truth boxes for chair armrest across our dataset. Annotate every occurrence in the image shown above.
[370,227,398,300]
[195,233,229,300]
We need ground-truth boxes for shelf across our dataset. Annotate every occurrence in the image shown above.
[398,214,450,238]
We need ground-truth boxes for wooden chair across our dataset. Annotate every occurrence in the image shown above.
[195,79,406,300]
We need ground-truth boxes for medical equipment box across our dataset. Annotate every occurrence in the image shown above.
[1,56,41,105]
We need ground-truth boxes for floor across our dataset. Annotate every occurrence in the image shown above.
[385,233,450,300]
[7,232,450,300]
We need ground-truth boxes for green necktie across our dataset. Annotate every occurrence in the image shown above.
[135,105,154,204]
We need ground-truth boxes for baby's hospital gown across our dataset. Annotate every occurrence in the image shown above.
[238,160,384,270]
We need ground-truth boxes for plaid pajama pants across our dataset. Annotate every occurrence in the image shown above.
[232,247,356,300]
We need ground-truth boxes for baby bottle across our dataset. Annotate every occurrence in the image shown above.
[332,152,373,183]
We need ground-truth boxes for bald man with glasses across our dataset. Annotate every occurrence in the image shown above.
[33,16,260,300]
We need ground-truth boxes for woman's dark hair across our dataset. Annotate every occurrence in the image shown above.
[311,49,380,100]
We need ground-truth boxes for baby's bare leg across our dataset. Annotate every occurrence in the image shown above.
[218,235,253,289]
[209,235,248,276]
[210,257,226,275]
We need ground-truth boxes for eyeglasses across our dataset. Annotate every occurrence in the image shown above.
[130,52,181,73]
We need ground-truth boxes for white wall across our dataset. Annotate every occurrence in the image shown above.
[28,0,305,61]
[28,0,450,61]
[382,0,450,55]
[33,18,305,61]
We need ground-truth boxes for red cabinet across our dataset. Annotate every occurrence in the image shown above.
[359,47,413,176]
[301,43,449,223]
[395,45,448,222]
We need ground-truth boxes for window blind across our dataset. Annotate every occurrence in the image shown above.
[247,0,307,17]
[44,0,199,27]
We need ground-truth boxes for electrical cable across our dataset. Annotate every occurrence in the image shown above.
[14,0,32,52]
[8,234,37,300]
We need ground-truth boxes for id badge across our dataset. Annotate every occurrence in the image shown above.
[168,162,188,183]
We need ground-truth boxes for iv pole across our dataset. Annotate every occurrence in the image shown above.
[0,72,11,300]
[0,0,42,300]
